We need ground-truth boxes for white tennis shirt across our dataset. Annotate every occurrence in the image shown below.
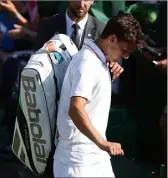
[54,39,112,166]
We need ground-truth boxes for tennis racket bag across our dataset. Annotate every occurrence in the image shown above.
[12,34,78,175]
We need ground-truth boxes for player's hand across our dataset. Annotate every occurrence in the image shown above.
[99,140,124,156]
[107,62,124,80]
[45,41,55,52]
[153,59,167,73]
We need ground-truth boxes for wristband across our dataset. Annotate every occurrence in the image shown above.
[15,12,22,19]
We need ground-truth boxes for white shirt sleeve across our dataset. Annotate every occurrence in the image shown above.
[70,58,97,102]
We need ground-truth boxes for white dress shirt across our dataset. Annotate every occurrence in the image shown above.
[65,11,88,43]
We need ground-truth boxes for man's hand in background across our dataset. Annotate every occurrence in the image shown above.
[8,24,37,41]
[8,24,25,39]
[153,59,167,73]
[0,1,17,14]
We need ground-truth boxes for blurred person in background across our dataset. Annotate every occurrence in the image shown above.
[0,1,37,153]
[0,1,18,52]
[34,0,105,50]
[0,1,29,25]
[0,1,38,43]
[0,1,36,54]
[6,1,62,44]
[0,1,61,56]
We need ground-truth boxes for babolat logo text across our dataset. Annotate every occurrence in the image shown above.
[22,76,46,164]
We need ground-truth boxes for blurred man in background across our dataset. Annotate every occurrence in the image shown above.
[34,1,105,50]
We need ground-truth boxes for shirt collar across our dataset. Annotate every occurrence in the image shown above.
[84,39,107,64]
[66,11,88,30]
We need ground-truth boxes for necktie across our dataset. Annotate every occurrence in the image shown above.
[71,23,80,49]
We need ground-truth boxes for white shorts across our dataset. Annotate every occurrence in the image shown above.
[53,158,115,177]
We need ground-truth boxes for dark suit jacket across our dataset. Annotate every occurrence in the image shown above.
[34,13,105,51]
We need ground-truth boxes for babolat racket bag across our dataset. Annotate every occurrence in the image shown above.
[12,34,78,175]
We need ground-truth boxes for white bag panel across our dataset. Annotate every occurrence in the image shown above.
[25,53,57,132]
[20,52,59,173]
[20,67,55,173]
